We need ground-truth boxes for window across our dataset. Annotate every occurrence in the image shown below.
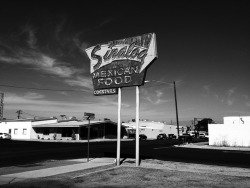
[43,129,50,135]
[23,129,27,135]
[14,129,18,135]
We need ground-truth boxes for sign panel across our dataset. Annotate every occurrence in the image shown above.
[85,33,157,90]
[93,88,118,96]
[84,112,95,120]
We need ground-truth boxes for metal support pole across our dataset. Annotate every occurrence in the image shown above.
[87,118,90,162]
[174,81,180,138]
[103,123,105,139]
[117,87,121,166]
[136,86,140,166]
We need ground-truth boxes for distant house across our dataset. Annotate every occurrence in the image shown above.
[0,118,57,140]
[208,116,250,147]
[122,120,187,139]
[0,118,125,140]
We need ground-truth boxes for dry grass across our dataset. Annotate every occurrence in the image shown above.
[2,166,250,188]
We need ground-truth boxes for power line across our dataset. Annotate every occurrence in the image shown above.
[22,111,37,117]
[0,82,171,93]
[0,84,89,92]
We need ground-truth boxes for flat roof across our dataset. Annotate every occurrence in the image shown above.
[32,120,107,128]
[0,118,57,123]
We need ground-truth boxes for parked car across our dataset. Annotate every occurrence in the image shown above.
[157,133,167,140]
[168,134,177,139]
[199,132,206,138]
[139,134,147,140]
[187,131,196,137]
[205,132,209,139]
[178,133,192,143]
[0,133,11,140]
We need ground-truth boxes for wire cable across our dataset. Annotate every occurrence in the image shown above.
[0,84,89,92]
[0,81,172,93]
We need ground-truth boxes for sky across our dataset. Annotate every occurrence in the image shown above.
[0,0,249,125]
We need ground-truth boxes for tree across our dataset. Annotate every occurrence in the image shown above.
[194,118,214,132]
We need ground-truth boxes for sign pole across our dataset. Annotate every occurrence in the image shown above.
[117,87,121,166]
[87,118,90,162]
[85,33,157,166]
[136,86,140,166]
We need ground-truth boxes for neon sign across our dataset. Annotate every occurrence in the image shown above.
[85,33,157,90]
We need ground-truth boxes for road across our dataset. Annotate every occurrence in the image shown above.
[1,139,250,168]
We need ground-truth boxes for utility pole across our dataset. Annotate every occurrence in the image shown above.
[0,93,3,120]
[173,81,180,137]
[16,110,22,119]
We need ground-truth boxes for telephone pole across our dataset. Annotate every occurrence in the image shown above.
[16,110,22,119]
[0,93,3,120]
[173,81,180,137]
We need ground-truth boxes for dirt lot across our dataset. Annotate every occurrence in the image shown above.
[2,159,250,188]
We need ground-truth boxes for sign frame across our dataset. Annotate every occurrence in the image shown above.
[85,33,157,90]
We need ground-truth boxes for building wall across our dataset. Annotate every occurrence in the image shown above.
[123,121,186,139]
[0,119,58,140]
[0,121,32,139]
[139,128,162,139]
[208,116,250,147]
[224,116,250,125]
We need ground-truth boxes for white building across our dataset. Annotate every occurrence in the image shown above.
[0,118,119,140]
[0,118,57,140]
[122,120,187,139]
[208,116,250,147]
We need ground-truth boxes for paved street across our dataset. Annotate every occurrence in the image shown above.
[1,140,250,187]
[1,139,250,169]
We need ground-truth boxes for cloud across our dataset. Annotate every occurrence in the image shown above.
[22,26,37,49]
[243,94,249,100]
[227,88,236,97]
[74,39,89,58]
[55,17,67,40]
[4,92,116,109]
[0,19,96,94]
[223,88,236,106]
[3,92,123,120]
[0,48,80,78]
[38,55,78,77]
[206,87,237,106]
[141,88,169,105]
[0,56,21,63]
[65,76,93,90]
[57,91,69,96]
[96,19,113,28]
[246,102,250,107]
[23,92,44,99]
[227,99,234,106]
[156,90,163,98]
[202,85,210,93]
[216,94,225,103]
[144,97,167,105]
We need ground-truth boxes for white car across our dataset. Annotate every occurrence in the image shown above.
[0,132,11,140]
[188,131,196,137]
[205,132,209,139]
[199,133,206,138]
